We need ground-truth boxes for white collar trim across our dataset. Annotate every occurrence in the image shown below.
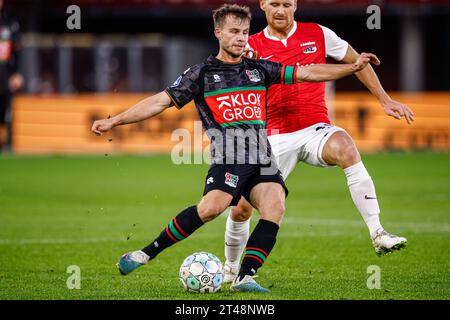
[263,22,297,47]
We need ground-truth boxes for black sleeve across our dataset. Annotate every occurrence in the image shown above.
[164,64,202,109]
[257,60,283,87]
[258,60,298,87]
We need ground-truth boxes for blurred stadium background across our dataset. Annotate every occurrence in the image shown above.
[0,0,449,300]
[2,0,450,154]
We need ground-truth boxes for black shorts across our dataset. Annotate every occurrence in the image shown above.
[203,164,288,206]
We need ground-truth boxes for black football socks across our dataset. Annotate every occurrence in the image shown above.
[238,219,279,281]
[142,205,204,259]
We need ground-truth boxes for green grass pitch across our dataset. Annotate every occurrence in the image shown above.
[0,152,449,300]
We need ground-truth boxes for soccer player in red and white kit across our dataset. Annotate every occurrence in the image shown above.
[223,0,414,282]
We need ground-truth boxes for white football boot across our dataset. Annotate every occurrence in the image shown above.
[372,229,407,256]
[223,263,239,284]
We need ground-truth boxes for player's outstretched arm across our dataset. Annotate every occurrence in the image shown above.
[296,52,380,83]
[91,91,172,136]
[341,45,415,124]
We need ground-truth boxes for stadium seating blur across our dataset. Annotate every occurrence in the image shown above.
[5,0,450,154]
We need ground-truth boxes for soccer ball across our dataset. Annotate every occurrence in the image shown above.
[179,252,224,293]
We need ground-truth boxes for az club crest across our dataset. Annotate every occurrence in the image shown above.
[304,46,317,54]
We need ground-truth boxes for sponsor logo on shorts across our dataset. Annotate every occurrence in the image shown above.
[316,124,332,131]
[207,177,214,185]
[224,172,239,188]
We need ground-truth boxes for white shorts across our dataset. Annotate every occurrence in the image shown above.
[268,123,345,180]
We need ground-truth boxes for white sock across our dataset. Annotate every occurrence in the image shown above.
[224,214,250,268]
[344,162,383,238]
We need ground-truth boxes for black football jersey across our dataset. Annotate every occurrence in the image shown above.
[165,55,297,165]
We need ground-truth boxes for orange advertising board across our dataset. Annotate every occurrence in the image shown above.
[12,92,450,155]
[333,93,450,151]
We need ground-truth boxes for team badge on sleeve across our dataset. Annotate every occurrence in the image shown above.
[170,75,182,88]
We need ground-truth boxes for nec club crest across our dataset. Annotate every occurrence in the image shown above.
[245,69,261,82]
[225,172,239,188]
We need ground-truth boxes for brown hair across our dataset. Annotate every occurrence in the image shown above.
[212,4,252,28]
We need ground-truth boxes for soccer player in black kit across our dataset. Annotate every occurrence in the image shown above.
[0,0,23,152]
[92,4,380,292]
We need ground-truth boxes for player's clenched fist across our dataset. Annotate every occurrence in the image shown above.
[353,52,380,72]
[91,118,115,136]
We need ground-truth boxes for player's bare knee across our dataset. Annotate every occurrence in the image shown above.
[338,144,361,167]
[197,203,226,222]
[197,197,229,222]
[274,200,286,217]
[230,203,253,222]
[330,134,360,168]
[259,200,285,224]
